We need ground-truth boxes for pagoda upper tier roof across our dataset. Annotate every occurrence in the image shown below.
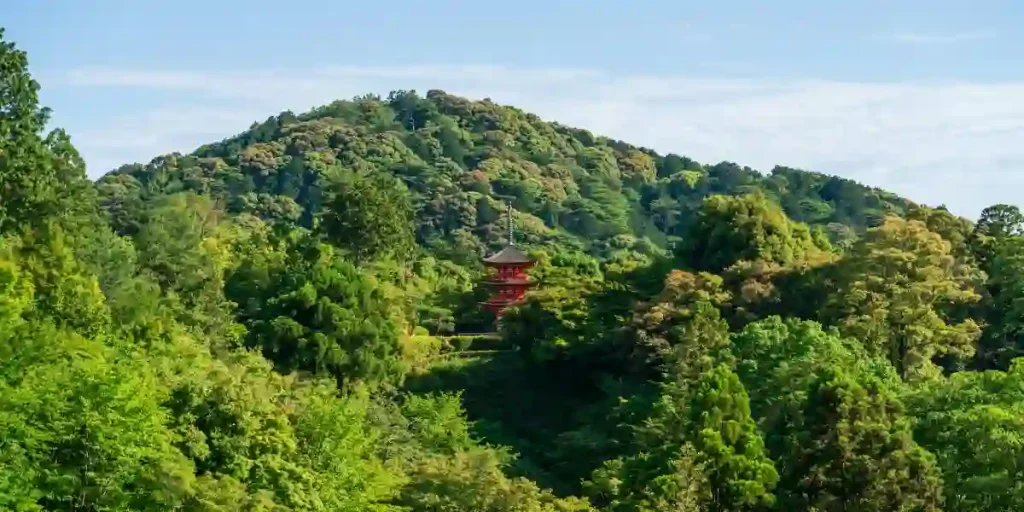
[482,245,534,265]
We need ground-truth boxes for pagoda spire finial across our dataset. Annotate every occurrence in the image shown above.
[507,201,514,246]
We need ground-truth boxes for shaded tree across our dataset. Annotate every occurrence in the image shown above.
[320,169,416,265]
[226,231,406,390]
[772,367,943,512]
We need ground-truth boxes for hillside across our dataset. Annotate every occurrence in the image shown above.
[95,89,915,261]
[9,25,1024,511]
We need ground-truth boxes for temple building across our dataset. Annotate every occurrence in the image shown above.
[481,203,536,325]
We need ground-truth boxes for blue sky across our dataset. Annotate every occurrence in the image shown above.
[6,0,1024,217]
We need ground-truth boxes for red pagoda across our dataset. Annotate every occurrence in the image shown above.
[481,204,536,324]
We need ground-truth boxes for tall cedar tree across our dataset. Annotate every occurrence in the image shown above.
[685,365,778,512]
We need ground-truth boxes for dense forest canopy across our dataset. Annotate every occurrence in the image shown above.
[5,26,1024,511]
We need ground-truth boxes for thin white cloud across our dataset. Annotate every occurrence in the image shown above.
[879,30,997,44]
[55,65,1024,219]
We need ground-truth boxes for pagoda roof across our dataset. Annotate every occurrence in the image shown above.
[482,245,534,265]
[485,278,536,287]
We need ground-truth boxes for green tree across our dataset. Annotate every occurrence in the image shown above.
[632,269,732,379]
[973,236,1024,367]
[502,284,598,361]
[684,365,778,511]
[0,29,93,235]
[585,365,776,512]
[729,318,942,510]
[165,350,402,511]
[320,169,416,265]
[585,445,710,512]
[679,193,827,273]
[974,204,1024,241]
[730,316,900,421]
[906,205,976,258]
[823,216,983,379]
[0,316,193,510]
[906,358,1024,511]
[226,231,405,390]
[971,205,1024,368]
[772,367,944,512]
[132,193,241,344]
[15,222,112,337]
[396,448,596,511]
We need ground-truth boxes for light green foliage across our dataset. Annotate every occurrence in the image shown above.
[529,249,604,287]
[291,388,401,511]
[398,392,476,455]
[163,349,401,511]
[396,447,597,511]
[226,231,405,390]
[0,323,193,511]
[586,445,710,512]
[8,25,1024,512]
[0,242,32,326]
[132,193,241,344]
[732,319,944,510]
[379,254,476,336]
[0,28,93,235]
[72,221,140,299]
[320,169,417,264]
[687,367,777,511]
[14,223,112,337]
[0,239,403,511]
[502,284,598,360]
[823,216,983,379]
[735,319,943,510]
[905,359,1024,511]
[679,193,828,273]
[369,390,598,511]
[731,317,901,418]
[906,205,976,259]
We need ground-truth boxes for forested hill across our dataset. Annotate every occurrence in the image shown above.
[95,89,915,259]
[13,22,1024,511]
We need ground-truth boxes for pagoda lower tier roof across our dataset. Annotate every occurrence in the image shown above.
[481,296,524,305]
[484,278,536,287]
